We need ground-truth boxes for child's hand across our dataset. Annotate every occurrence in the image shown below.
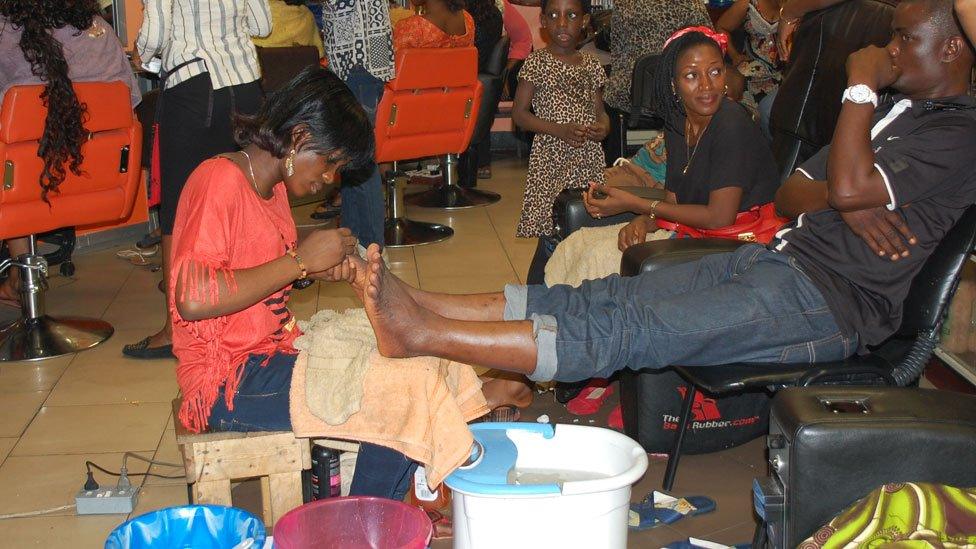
[296,228,358,273]
[585,121,609,142]
[555,123,587,147]
[583,182,643,218]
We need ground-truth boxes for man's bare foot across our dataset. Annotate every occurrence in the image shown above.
[362,244,429,358]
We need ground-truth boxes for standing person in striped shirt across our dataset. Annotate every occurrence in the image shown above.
[319,0,395,250]
[124,0,273,359]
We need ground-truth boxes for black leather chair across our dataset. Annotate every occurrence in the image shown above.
[616,206,976,490]
[459,36,511,189]
[769,0,898,178]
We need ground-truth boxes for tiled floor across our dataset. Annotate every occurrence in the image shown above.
[1,155,767,547]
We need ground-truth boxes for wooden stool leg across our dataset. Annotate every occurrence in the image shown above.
[261,476,273,526]
[193,479,232,506]
[268,471,303,527]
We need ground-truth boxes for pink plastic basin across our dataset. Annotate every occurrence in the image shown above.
[274,496,432,549]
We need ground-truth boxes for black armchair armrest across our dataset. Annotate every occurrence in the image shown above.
[620,238,749,276]
[553,187,666,241]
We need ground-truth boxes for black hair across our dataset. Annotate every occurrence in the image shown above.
[444,0,466,13]
[234,66,375,174]
[1,0,99,202]
[540,0,592,16]
[650,30,724,131]
[466,0,498,23]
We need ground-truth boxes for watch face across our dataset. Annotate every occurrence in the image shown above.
[849,85,872,103]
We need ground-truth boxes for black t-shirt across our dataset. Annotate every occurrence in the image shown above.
[774,95,976,350]
[663,98,780,210]
[473,7,503,72]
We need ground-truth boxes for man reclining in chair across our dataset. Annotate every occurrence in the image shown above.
[343,0,976,383]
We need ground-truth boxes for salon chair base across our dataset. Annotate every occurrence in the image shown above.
[0,315,113,362]
[405,184,501,209]
[384,218,454,248]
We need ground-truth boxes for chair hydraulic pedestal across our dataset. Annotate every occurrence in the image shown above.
[0,81,142,361]
[0,236,114,361]
[384,162,453,248]
[404,152,500,209]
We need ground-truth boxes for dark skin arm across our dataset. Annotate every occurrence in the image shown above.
[774,172,916,259]
[583,183,743,229]
[777,0,850,60]
[584,87,611,142]
[176,228,358,321]
[716,0,751,66]
[512,78,587,146]
[826,45,901,211]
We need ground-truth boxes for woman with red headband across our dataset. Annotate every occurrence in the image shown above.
[582,27,780,254]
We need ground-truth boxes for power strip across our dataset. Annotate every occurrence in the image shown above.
[75,486,140,515]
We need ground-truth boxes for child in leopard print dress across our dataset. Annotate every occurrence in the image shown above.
[511,0,608,284]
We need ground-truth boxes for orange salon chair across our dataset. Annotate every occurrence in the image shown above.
[0,81,142,361]
[374,47,498,246]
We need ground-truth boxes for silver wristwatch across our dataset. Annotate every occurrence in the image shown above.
[841,84,879,108]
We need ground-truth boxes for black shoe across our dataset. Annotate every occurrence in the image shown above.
[554,379,590,404]
[122,337,174,359]
[136,233,162,249]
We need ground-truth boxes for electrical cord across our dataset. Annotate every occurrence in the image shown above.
[0,504,76,520]
[86,459,184,481]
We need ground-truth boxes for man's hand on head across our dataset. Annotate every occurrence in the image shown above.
[846,45,901,90]
[840,207,917,261]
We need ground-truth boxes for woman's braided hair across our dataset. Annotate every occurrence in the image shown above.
[1,0,99,201]
[650,31,724,132]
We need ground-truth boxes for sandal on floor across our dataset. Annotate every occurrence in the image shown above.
[474,405,521,423]
[608,403,623,429]
[628,493,716,531]
[566,379,613,416]
[425,508,453,540]
[122,337,174,359]
[310,203,341,221]
[554,379,589,404]
[136,233,161,249]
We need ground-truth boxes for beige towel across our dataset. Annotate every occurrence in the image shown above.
[289,310,489,488]
[545,223,672,287]
[293,309,376,425]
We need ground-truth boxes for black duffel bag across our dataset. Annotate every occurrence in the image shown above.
[621,367,771,454]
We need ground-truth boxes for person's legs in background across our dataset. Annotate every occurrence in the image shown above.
[340,67,386,248]
[758,88,778,142]
[601,106,628,166]
[525,235,559,285]
[124,75,263,358]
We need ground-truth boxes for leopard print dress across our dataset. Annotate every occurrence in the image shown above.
[517,49,607,238]
[604,0,711,111]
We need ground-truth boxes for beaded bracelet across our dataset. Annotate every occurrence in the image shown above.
[286,249,307,280]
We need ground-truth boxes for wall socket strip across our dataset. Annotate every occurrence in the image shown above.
[76,486,140,515]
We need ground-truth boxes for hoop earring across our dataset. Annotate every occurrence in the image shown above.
[724,84,729,95]
[285,149,296,177]
[671,82,679,103]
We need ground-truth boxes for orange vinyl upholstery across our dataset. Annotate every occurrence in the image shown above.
[374,47,482,163]
[0,81,142,240]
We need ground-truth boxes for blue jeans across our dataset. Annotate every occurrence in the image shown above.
[504,245,857,382]
[209,352,417,499]
[340,67,386,248]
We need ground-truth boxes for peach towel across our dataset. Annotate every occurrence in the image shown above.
[289,314,489,488]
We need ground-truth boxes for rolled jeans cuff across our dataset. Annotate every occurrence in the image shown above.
[503,284,559,382]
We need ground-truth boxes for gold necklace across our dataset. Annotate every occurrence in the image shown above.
[239,150,263,197]
[683,118,712,175]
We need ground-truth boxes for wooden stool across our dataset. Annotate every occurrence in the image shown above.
[172,400,311,527]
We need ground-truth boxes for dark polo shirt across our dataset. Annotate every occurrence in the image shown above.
[772,94,976,351]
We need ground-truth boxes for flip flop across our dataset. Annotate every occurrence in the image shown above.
[473,405,521,423]
[608,404,623,429]
[566,379,613,415]
[122,337,174,359]
[628,493,716,531]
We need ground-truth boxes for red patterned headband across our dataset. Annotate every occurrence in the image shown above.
[663,26,729,55]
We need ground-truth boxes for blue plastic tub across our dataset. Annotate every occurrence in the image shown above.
[104,505,266,549]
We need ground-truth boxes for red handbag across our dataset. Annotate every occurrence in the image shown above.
[656,202,789,244]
